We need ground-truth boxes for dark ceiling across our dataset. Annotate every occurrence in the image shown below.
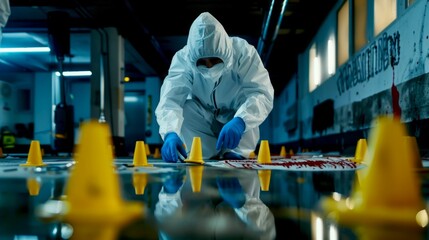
[4,0,337,95]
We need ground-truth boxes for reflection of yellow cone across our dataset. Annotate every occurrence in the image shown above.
[133,141,152,167]
[356,224,424,240]
[21,140,46,167]
[249,151,256,159]
[145,143,151,156]
[153,148,161,159]
[189,165,204,193]
[258,170,271,191]
[354,138,367,163]
[257,140,271,164]
[322,116,426,228]
[404,136,423,169]
[70,225,119,240]
[185,137,204,164]
[27,177,42,196]
[65,120,143,227]
[279,146,286,158]
[133,172,148,195]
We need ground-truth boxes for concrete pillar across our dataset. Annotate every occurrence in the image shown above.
[34,73,54,145]
[145,77,162,144]
[90,27,125,137]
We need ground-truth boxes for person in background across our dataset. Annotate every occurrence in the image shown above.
[155,12,274,162]
[0,0,10,44]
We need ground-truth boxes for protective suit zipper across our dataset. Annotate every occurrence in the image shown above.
[212,80,221,117]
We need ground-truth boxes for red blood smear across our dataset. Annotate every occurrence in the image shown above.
[392,82,401,119]
[225,159,358,169]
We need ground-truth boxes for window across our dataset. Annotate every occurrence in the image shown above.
[337,0,349,67]
[309,44,320,92]
[354,0,367,52]
[327,38,335,75]
[374,0,397,36]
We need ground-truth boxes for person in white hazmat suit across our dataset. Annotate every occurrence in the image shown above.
[0,0,10,44]
[154,170,276,239]
[155,12,274,162]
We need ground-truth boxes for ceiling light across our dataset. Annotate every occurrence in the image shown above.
[55,71,92,77]
[0,47,51,53]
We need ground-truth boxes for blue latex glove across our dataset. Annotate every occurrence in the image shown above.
[161,132,187,162]
[217,177,246,208]
[163,170,186,194]
[216,117,245,150]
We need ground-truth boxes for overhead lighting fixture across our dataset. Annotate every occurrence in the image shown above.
[55,71,92,77]
[124,96,139,102]
[0,47,51,53]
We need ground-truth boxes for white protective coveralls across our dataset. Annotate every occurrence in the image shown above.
[0,0,10,43]
[155,12,274,159]
[154,171,276,240]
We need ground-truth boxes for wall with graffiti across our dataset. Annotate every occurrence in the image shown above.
[273,0,429,149]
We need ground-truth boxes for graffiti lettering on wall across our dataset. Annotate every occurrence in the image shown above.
[336,31,401,95]
[334,73,429,132]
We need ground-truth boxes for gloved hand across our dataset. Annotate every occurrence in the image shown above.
[163,170,186,194]
[216,117,245,150]
[217,177,246,208]
[161,132,187,162]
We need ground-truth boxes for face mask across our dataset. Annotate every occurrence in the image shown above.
[197,63,225,80]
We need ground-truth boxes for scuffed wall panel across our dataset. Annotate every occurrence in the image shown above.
[300,0,429,140]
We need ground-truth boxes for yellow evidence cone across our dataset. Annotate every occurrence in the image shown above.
[145,143,151,156]
[133,172,148,195]
[64,120,143,229]
[279,146,286,158]
[404,136,423,169]
[353,138,367,163]
[248,151,256,159]
[133,141,152,167]
[289,149,294,156]
[21,140,46,167]
[353,138,368,188]
[257,140,271,164]
[321,116,426,229]
[153,147,161,159]
[27,177,42,196]
[185,137,205,164]
[258,170,271,191]
[189,165,204,193]
[0,147,3,158]
[110,144,116,159]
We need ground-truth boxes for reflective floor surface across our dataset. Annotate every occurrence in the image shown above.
[1,156,429,240]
